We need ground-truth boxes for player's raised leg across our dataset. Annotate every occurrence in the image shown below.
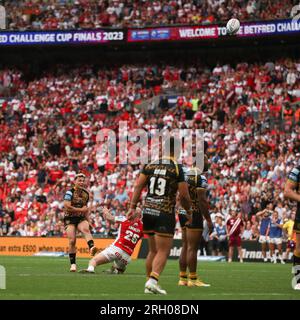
[77,220,97,256]
[66,225,77,272]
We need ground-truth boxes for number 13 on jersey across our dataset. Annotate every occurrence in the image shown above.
[149,177,167,196]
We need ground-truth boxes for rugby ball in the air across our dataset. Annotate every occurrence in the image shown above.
[226,18,240,35]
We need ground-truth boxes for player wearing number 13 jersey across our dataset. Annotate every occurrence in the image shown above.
[129,137,192,295]
[79,207,143,274]
[141,157,186,236]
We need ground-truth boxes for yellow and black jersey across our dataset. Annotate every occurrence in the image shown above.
[141,158,185,215]
[184,167,208,214]
[63,187,89,217]
[178,166,208,230]
[283,220,295,241]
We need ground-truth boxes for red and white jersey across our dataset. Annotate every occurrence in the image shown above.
[113,217,143,256]
[226,216,243,237]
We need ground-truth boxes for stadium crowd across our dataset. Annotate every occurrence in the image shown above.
[0,58,299,246]
[1,0,297,30]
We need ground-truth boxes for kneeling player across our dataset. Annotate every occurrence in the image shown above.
[80,207,143,274]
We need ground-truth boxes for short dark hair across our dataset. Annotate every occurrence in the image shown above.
[75,173,86,180]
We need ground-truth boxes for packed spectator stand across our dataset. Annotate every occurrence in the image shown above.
[0,57,299,243]
[1,0,298,30]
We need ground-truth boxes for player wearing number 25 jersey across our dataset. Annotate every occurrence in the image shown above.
[112,215,143,256]
[79,207,143,274]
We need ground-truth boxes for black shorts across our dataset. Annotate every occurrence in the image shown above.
[142,208,176,237]
[64,216,86,229]
[178,211,203,231]
[294,209,300,234]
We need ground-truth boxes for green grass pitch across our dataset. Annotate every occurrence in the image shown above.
[0,256,299,300]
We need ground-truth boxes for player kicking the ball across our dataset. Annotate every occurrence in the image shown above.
[63,173,98,272]
[79,207,143,274]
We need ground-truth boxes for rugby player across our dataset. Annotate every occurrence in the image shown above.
[63,173,97,272]
[269,211,285,264]
[79,207,143,274]
[256,205,272,262]
[280,212,296,262]
[178,156,213,287]
[129,136,192,295]
[226,209,244,263]
[284,164,300,290]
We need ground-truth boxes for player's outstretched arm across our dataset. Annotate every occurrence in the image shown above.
[102,207,116,224]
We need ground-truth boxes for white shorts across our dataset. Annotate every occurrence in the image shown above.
[259,235,269,244]
[100,245,131,271]
[269,237,282,245]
